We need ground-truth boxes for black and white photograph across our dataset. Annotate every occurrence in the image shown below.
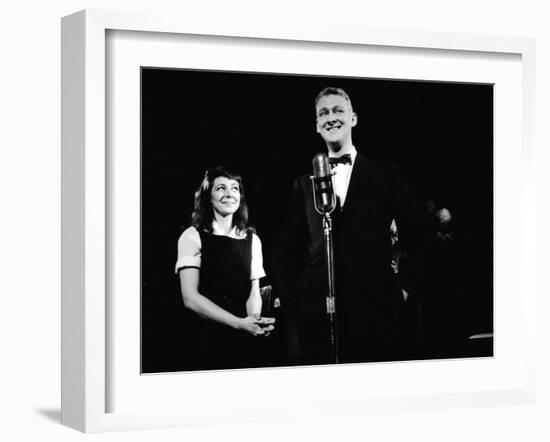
[141,68,493,373]
[5,0,549,439]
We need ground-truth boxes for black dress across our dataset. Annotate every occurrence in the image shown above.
[197,230,261,370]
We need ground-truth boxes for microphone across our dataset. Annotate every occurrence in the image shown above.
[312,153,336,214]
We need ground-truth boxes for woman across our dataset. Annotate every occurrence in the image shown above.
[175,166,275,369]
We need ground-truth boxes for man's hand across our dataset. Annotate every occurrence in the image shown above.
[436,208,452,224]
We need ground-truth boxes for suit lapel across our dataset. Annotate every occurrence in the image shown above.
[341,152,368,215]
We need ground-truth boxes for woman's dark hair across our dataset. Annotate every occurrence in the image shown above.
[191,166,253,235]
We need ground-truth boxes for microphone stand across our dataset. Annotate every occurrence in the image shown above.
[322,212,339,364]
[310,177,339,364]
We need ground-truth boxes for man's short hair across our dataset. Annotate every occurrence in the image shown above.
[314,87,353,111]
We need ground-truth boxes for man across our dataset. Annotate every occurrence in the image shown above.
[275,87,428,365]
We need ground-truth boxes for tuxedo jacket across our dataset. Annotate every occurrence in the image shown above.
[274,152,426,363]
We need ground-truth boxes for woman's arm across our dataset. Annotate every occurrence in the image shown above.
[247,234,275,333]
[245,279,275,335]
[179,269,266,336]
[246,279,262,317]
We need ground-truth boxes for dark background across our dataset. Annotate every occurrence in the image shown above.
[141,68,493,373]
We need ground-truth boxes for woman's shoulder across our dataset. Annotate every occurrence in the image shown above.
[250,231,262,247]
[178,226,201,246]
[175,226,202,272]
[237,227,259,239]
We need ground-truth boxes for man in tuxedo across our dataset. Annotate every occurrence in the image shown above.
[275,87,428,365]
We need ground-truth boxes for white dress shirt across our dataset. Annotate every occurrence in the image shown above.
[328,146,357,208]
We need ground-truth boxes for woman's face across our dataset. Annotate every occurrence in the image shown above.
[210,176,241,218]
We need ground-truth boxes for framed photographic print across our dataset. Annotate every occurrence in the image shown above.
[62,9,536,432]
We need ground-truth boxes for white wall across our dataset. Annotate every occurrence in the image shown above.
[0,1,548,440]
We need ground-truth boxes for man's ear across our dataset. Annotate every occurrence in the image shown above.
[352,112,358,127]
[316,120,321,134]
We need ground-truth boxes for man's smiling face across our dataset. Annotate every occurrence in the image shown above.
[315,94,357,148]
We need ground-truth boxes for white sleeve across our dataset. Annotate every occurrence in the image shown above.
[175,227,202,274]
[250,233,266,280]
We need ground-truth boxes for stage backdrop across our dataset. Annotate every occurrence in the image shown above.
[140,68,493,373]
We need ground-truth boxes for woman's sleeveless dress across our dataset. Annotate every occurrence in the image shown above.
[197,231,261,370]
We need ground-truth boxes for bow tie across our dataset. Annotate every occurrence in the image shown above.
[329,154,352,167]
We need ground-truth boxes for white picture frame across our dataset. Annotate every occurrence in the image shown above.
[61,9,537,433]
